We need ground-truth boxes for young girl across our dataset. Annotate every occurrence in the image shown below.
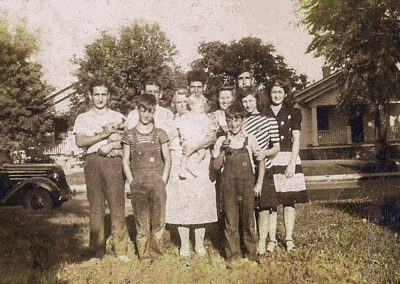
[265,80,308,252]
[177,93,209,178]
[238,87,281,254]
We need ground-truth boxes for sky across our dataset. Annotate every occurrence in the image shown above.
[0,0,325,91]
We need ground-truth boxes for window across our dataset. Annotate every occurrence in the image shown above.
[317,106,330,131]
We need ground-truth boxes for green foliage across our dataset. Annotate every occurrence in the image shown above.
[194,37,308,110]
[71,21,182,120]
[0,18,54,153]
[301,0,400,159]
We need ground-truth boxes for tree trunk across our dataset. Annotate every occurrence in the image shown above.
[374,106,389,161]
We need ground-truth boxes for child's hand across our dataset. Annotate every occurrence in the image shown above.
[221,137,230,150]
[254,182,262,196]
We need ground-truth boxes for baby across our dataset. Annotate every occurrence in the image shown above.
[177,94,209,179]
[99,117,126,157]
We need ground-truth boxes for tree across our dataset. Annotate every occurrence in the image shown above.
[194,37,308,109]
[71,21,181,120]
[0,18,54,154]
[301,0,400,161]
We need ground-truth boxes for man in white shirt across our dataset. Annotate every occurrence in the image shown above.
[73,80,128,258]
[126,82,174,133]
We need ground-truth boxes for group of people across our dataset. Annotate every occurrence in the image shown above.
[73,67,308,265]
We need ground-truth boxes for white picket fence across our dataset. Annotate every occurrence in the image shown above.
[44,133,83,156]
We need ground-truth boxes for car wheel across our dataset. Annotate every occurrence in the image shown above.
[23,187,54,210]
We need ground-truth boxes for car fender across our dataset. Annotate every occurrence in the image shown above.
[0,177,59,204]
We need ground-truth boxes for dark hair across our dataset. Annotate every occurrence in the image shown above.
[225,103,247,119]
[234,64,253,79]
[137,93,157,110]
[89,79,111,94]
[268,79,295,108]
[236,86,263,112]
[186,69,208,85]
[218,85,235,93]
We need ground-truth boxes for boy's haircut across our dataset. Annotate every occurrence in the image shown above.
[137,93,157,110]
[187,93,207,111]
[186,69,208,85]
[225,103,247,119]
[218,85,235,93]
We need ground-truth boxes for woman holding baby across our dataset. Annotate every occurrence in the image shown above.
[165,89,218,257]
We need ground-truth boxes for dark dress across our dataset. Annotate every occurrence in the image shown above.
[243,113,280,209]
[266,106,308,205]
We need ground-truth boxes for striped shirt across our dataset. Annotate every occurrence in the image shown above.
[121,127,169,160]
[243,114,279,168]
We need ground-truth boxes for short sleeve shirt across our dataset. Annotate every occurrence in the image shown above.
[73,109,125,154]
[243,114,279,168]
[267,107,302,151]
[121,127,169,161]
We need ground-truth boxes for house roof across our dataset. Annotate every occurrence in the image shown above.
[45,83,77,105]
[295,70,342,104]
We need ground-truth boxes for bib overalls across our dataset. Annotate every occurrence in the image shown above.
[221,137,257,261]
[130,129,166,259]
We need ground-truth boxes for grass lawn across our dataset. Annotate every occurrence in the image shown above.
[1,195,399,283]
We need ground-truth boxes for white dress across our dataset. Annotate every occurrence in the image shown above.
[165,115,218,225]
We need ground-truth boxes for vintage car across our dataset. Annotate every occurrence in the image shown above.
[0,162,73,210]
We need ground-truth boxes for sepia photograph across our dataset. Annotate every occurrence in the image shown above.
[0,0,399,283]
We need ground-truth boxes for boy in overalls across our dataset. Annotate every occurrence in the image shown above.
[213,104,265,264]
[122,94,171,260]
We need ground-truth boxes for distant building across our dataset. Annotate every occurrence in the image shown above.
[295,71,400,150]
[45,85,82,156]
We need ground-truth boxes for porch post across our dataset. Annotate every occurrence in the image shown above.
[346,126,352,144]
[311,106,319,146]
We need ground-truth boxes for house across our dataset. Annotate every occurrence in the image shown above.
[44,85,82,156]
[295,70,400,158]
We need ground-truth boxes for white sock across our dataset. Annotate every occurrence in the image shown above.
[284,206,296,241]
[269,210,277,243]
[258,210,269,250]
[194,227,206,251]
[178,226,190,251]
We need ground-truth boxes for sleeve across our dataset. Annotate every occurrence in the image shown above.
[72,114,87,135]
[268,118,280,143]
[121,129,131,145]
[212,136,225,158]
[126,110,139,130]
[291,108,302,131]
[158,129,170,145]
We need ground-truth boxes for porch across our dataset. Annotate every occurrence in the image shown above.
[316,127,400,146]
